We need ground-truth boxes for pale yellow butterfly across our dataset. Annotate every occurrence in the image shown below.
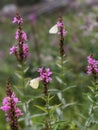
[49,24,58,34]
[29,77,39,89]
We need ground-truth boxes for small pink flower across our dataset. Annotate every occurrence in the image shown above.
[62,30,67,36]
[0,105,11,112]
[13,97,18,104]
[22,31,27,41]
[15,30,19,40]
[15,108,23,117]
[23,43,28,58]
[58,29,67,36]
[57,21,63,27]
[12,17,23,24]
[9,45,17,55]
[87,55,98,75]
[15,30,27,42]
[38,67,52,83]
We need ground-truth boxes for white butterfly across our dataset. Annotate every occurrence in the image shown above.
[29,77,39,89]
[49,24,58,34]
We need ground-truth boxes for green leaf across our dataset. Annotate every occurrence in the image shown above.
[63,60,68,64]
[15,72,22,79]
[62,85,76,92]
[95,93,98,98]
[30,113,47,118]
[77,113,87,120]
[55,76,63,84]
[87,95,94,103]
[52,120,67,128]
[34,105,47,113]
[93,106,98,110]
[62,102,77,109]
[88,86,94,93]
[24,67,29,73]
[49,89,59,95]
[41,96,47,102]
[69,121,76,129]
[57,92,66,105]
[24,78,30,88]
[13,85,24,96]
[49,95,55,102]
[50,104,61,114]
[56,63,62,68]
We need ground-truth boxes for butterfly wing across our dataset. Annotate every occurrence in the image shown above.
[29,77,39,89]
[49,24,58,34]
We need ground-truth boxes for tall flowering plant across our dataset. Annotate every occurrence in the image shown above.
[9,13,33,128]
[57,16,67,58]
[36,67,52,130]
[32,67,61,130]
[10,12,28,63]
[0,79,23,130]
[49,17,76,126]
[84,54,98,129]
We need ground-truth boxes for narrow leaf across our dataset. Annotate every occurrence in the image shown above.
[50,104,61,114]
[34,105,47,113]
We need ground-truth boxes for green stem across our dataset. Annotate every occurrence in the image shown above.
[21,62,25,89]
[47,94,52,130]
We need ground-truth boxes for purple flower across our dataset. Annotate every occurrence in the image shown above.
[23,43,28,58]
[22,31,27,41]
[57,21,63,27]
[87,55,98,75]
[0,105,11,112]
[29,13,36,25]
[12,16,23,24]
[58,29,67,36]
[15,108,23,117]
[56,18,67,37]
[0,91,23,122]
[10,13,29,62]
[13,97,18,104]
[15,30,19,40]
[15,30,27,42]
[38,67,52,83]
[9,45,17,55]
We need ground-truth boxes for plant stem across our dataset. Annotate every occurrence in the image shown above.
[43,83,51,130]
[46,94,52,130]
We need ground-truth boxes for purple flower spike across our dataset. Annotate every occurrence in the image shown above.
[38,67,52,83]
[15,30,27,42]
[10,13,29,62]
[0,79,23,129]
[87,55,98,75]
[0,92,23,119]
